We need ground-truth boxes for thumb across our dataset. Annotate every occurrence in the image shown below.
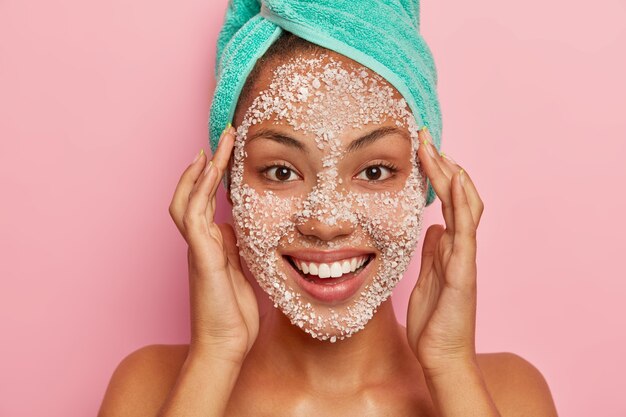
[407,224,446,350]
[419,224,445,278]
[217,223,243,272]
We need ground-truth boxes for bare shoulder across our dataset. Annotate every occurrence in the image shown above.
[476,352,558,417]
[98,344,190,417]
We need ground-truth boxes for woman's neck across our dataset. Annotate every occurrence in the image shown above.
[248,297,417,392]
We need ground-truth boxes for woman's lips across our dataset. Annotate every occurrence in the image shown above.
[282,254,375,304]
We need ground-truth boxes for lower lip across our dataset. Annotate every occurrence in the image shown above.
[283,255,375,304]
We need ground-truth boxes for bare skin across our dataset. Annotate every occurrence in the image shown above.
[99,51,558,416]
[99,341,556,416]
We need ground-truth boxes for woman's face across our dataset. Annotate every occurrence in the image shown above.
[229,51,427,342]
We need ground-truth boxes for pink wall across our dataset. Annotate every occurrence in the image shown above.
[1,0,625,415]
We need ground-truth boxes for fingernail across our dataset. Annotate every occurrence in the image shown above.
[420,126,437,158]
[192,149,203,163]
[203,160,213,176]
[440,151,458,165]
[422,138,435,158]
[459,169,466,186]
[222,122,233,136]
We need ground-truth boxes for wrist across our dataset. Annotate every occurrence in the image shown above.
[421,355,480,381]
[187,341,247,367]
[422,358,501,417]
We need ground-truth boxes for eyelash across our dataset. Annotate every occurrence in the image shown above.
[355,162,399,182]
[258,162,399,183]
[258,162,301,183]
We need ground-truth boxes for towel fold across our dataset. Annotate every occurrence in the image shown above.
[209,0,442,206]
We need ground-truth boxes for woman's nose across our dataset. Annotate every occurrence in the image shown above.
[296,218,355,241]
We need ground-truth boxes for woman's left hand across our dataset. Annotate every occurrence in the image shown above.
[406,127,485,376]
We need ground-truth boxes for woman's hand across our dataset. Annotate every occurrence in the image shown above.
[406,127,485,376]
[168,126,259,364]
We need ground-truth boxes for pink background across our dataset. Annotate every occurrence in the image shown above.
[1,0,625,415]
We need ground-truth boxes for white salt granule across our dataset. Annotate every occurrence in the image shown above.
[229,53,426,342]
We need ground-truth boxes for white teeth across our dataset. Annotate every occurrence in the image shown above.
[330,262,343,278]
[291,255,371,279]
[318,263,331,278]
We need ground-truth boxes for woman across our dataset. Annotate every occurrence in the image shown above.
[99,28,557,417]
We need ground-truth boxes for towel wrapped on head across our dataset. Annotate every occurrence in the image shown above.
[209,0,442,206]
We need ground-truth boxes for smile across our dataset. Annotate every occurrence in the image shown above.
[288,255,372,279]
[281,250,376,304]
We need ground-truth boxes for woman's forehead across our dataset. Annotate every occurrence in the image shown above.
[239,52,415,153]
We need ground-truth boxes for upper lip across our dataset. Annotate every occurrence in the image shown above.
[282,248,375,264]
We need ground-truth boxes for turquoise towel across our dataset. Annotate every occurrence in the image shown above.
[209,0,442,206]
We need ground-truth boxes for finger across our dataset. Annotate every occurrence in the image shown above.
[205,127,236,220]
[217,223,247,285]
[417,128,455,234]
[416,224,445,286]
[423,128,456,184]
[450,170,477,279]
[169,149,208,236]
[210,126,236,183]
[432,149,457,179]
[407,224,445,351]
[439,155,484,228]
[185,127,234,245]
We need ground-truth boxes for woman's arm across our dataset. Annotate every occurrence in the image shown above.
[100,126,258,416]
[407,127,498,416]
[406,128,557,416]
[157,347,243,417]
[422,354,558,417]
[98,345,242,417]
[158,127,258,415]
[423,360,500,417]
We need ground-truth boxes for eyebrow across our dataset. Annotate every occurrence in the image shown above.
[246,126,409,153]
[346,126,409,153]
[247,128,308,153]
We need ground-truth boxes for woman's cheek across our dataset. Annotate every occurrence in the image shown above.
[353,172,426,277]
[233,185,299,247]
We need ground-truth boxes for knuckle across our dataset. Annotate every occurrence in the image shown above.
[168,203,178,219]
[182,213,197,228]
[188,186,198,200]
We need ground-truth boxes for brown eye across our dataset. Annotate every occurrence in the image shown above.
[365,166,382,180]
[356,164,395,182]
[264,165,299,182]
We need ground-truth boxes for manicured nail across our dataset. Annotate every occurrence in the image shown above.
[459,169,466,186]
[203,160,213,176]
[222,122,233,135]
[192,149,203,163]
[422,138,435,158]
[423,126,434,143]
[440,151,458,165]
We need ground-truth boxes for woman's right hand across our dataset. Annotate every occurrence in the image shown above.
[168,125,259,364]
